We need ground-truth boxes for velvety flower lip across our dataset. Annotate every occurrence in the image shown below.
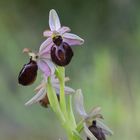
[39,9,84,53]
[18,58,38,86]
[75,89,113,140]
[25,75,75,106]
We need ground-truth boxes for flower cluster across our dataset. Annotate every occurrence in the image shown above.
[18,9,112,140]
[18,9,84,86]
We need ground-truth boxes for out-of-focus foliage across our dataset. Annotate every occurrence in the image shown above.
[0,0,140,139]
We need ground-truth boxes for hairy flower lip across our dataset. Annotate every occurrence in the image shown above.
[18,59,38,86]
[51,42,74,66]
[87,120,106,140]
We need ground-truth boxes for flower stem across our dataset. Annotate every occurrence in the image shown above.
[63,122,82,140]
[47,77,65,123]
[67,131,82,140]
[51,67,83,140]
[76,120,84,133]
[67,95,77,129]
[57,66,67,116]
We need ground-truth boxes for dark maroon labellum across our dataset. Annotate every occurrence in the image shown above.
[53,35,63,46]
[39,93,60,108]
[51,42,73,66]
[87,121,106,140]
[18,59,38,86]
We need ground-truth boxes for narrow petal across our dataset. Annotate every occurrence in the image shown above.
[39,52,51,60]
[50,75,59,83]
[45,59,56,75]
[34,82,45,92]
[88,107,103,119]
[74,89,88,118]
[39,37,52,53]
[51,75,70,84]
[53,83,75,94]
[64,86,75,94]
[54,86,60,94]
[39,43,53,59]
[25,88,46,106]
[43,30,53,37]
[63,33,84,46]
[58,26,71,34]
[83,123,97,140]
[64,77,70,82]
[37,59,51,77]
[96,120,113,136]
[49,9,61,31]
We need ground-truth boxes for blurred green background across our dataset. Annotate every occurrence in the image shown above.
[0,0,140,139]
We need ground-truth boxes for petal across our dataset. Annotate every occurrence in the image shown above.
[34,82,45,92]
[43,30,53,37]
[54,88,60,94]
[83,123,97,140]
[39,52,51,60]
[96,120,113,136]
[74,89,88,118]
[53,83,75,94]
[50,76,69,84]
[49,9,61,31]
[37,59,51,77]
[64,86,75,94]
[88,107,103,120]
[58,26,71,34]
[45,59,56,75]
[39,37,53,53]
[25,88,46,106]
[64,77,70,82]
[63,33,84,46]
[50,75,59,83]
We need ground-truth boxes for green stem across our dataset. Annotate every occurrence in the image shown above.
[47,77,65,123]
[57,66,67,116]
[67,131,82,140]
[63,122,82,140]
[67,95,77,129]
[76,119,84,133]
[48,67,83,140]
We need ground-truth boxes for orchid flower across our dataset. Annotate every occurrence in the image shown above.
[75,89,113,140]
[40,9,84,53]
[18,48,55,86]
[25,75,75,107]
[39,9,84,66]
